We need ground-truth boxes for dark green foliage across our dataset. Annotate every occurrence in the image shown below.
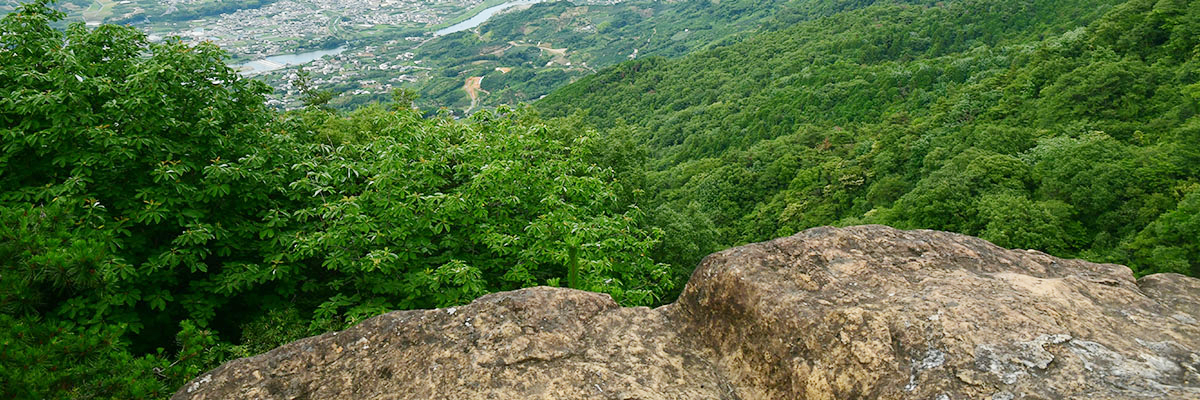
[112,0,280,24]
[567,245,580,289]
[890,149,1033,233]
[1125,188,1200,276]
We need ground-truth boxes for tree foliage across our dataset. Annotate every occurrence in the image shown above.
[1,2,667,397]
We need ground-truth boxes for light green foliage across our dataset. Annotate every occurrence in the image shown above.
[0,2,668,397]
[975,192,1077,254]
[271,105,671,311]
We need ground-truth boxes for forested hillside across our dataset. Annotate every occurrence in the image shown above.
[540,0,1200,278]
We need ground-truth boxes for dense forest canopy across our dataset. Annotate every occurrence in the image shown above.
[540,0,1200,278]
[2,0,1199,398]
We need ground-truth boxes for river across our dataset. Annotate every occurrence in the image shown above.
[435,0,546,36]
[236,46,347,75]
[234,0,542,74]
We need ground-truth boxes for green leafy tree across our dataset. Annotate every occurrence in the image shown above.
[293,67,335,110]
[886,150,1032,234]
[975,192,1079,254]
[1,3,674,397]
[270,106,672,311]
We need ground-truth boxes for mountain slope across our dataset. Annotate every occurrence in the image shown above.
[538,0,1200,277]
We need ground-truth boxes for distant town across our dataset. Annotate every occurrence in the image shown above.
[159,0,486,58]
[2,0,627,110]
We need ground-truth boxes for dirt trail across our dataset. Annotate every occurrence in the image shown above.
[463,76,489,114]
[507,40,568,56]
[537,44,567,56]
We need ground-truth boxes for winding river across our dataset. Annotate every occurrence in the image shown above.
[435,0,546,36]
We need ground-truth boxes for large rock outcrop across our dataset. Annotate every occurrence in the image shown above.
[174,225,1200,399]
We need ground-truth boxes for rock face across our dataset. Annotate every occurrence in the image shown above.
[174,225,1200,399]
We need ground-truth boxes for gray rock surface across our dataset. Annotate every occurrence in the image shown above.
[174,225,1200,399]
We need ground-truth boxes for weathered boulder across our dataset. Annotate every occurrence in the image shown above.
[174,225,1200,399]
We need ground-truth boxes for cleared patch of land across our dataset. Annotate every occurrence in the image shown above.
[82,0,117,23]
[463,76,489,113]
